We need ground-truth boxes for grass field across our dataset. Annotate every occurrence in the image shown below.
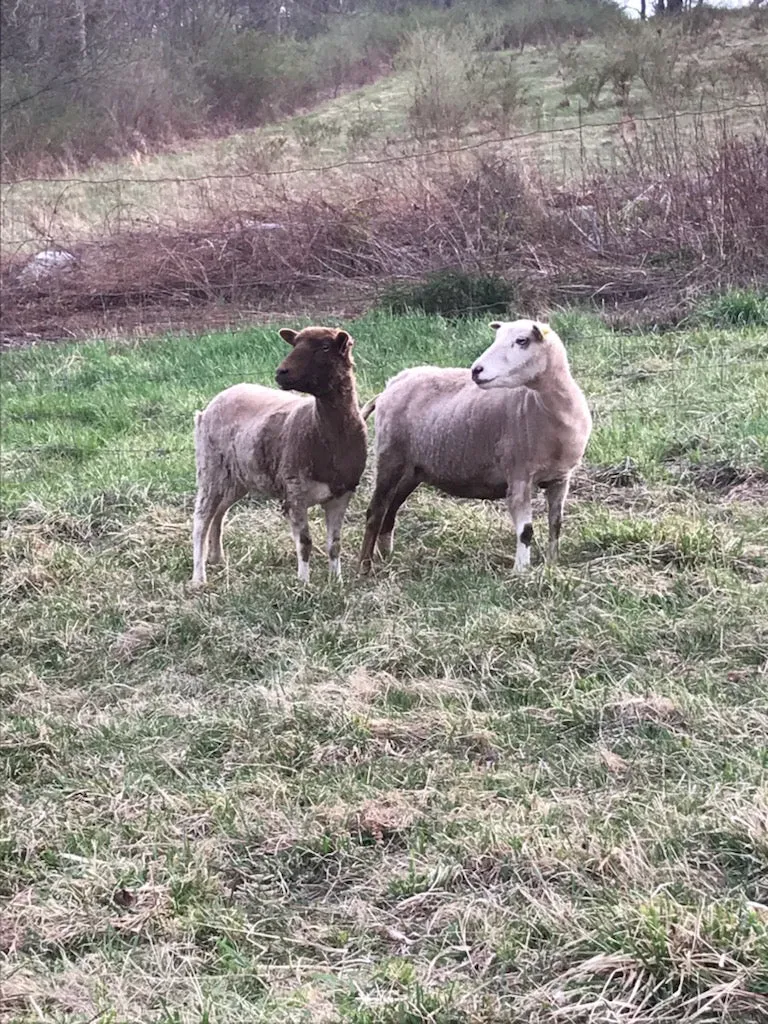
[2,313,768,1023]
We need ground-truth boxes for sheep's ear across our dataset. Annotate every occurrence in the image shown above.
[335,329,352,352]
[531,323,545,343]
[279,328,298,346]
[489,321,502,331]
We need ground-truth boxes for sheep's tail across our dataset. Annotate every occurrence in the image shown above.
[360,395,379,421]
[193,409,204,483]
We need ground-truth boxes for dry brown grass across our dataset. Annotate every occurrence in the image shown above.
[3,123,767,343]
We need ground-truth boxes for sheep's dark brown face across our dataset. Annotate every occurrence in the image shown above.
[275,326,354,397]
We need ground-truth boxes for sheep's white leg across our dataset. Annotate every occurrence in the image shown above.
[506,479,533,572]
[545,476,570,563]
[192,488,223,585]
[323,492,352,580]
[288,506,312,583]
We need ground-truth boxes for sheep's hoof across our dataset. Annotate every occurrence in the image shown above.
[376,533,394,559]
[188,578,207,592]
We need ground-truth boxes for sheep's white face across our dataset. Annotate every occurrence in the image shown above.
[471,319,551,389]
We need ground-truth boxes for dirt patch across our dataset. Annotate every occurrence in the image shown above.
[693,462,768,495]
[569,463,653,511]
[351,795,419,845]
[0,281,376,348]
[664,459,768,500]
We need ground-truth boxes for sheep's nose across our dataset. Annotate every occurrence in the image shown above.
[275,367,289,382]
[471,364,483,381]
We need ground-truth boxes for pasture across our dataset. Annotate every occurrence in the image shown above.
[1,312,767,1023]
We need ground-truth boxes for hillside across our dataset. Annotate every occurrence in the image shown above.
[2,5,767,341]
[4,8,767,250]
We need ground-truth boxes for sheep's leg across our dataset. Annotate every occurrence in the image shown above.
[206,503,228,564]
[506,479,533,572]
[192,488,224,585]
[360,466,410,572]
[287,505,312,583]
[207,489,244,564]
[323,492,352,580]
[545,476,570,563]
[376,477,419,559]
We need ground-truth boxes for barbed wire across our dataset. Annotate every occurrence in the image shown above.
[3,350,766,387]
[3,101,765,189]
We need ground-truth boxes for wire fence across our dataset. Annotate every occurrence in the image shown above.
[1,98,766,485]
[3,101,765,192]
[2,98,766,349]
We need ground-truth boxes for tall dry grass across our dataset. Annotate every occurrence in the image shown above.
[3,114,767,339]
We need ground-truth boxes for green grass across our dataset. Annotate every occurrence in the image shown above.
[2,314,768,1023]
[699,289,768,329]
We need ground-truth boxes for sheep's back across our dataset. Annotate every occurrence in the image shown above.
[374,367,519,492]
[198,383,310,495]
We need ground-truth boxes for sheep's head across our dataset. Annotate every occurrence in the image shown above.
[471,319,556,390]
[275,326,355,396]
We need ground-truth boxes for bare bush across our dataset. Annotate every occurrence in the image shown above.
[399,27,530,140]
[4,123,767,343]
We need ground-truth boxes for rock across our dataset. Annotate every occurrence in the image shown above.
[18,249,77,284]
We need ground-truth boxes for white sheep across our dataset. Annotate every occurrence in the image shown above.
[192,326,367,585]
[359,319,592,572]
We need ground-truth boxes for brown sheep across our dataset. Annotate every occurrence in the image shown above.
[192,326,367,585]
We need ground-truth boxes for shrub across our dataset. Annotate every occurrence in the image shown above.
[485,55,529,135]
[200,31,306,123]
[399,26,530,140]
[346,110,380,150]
[561,31,641,113]
[399,26,488,139]
[565,65,612,112]
[636,31,692,109]
[380,271,516,318]
[291,116,343,153]
[699,290,768,328]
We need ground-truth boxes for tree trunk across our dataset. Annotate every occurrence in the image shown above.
[73,0,87,60]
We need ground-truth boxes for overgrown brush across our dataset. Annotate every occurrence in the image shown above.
[380,270,516,317]
[4,128,768,339]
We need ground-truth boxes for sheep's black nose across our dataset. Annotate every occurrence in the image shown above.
[471,365,483,381]
[275,367,289,382]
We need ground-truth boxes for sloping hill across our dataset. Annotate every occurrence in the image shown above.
[3,8,766,255]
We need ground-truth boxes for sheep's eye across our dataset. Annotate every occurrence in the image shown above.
[516,337,531,349]
[322,343,331,352]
